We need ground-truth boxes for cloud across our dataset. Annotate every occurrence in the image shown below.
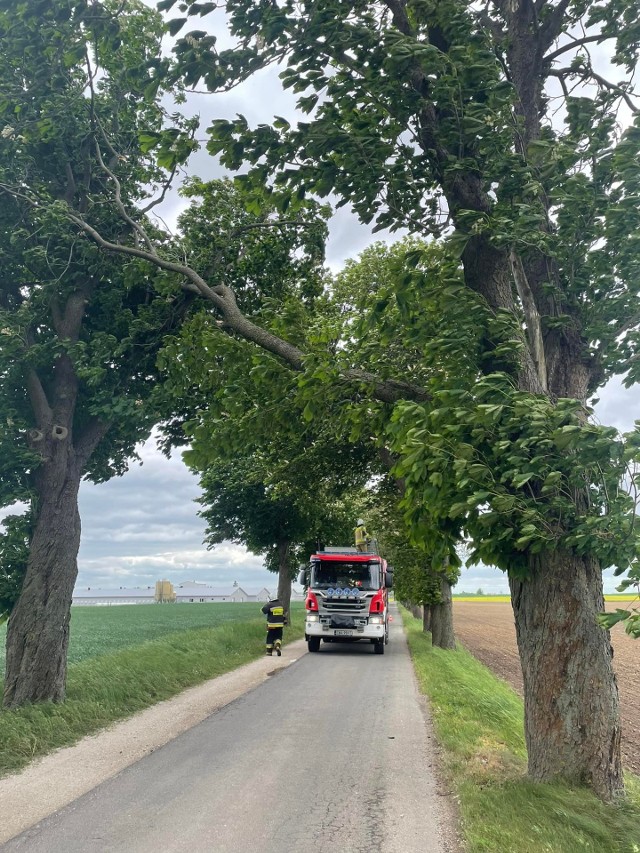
[456,566,510,595]
[76,437,276,591]
[594,377,640,433]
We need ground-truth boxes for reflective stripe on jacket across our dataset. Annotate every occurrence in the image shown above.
[262,602,285,628]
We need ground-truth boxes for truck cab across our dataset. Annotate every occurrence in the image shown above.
[300,547,393,655]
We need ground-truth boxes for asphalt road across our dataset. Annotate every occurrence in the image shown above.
[2,607,457,852]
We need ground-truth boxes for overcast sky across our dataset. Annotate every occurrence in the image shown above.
[7,7,640,596]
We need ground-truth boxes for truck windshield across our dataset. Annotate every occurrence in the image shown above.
[311,561,379,590]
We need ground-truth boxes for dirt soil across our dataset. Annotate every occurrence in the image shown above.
[453,601,640,775]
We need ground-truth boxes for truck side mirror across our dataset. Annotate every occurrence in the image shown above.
[297,569,306,586]
[385,572,394,589]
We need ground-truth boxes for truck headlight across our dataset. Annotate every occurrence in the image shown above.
[369,615,383,625]
[306,613,320,622]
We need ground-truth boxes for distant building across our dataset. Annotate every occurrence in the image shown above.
[72,580,305,606]
[174,582,272,603]
[72,587,156,606]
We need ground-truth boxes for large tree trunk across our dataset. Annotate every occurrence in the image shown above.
[276,538,292,624]
[422,604,431,633]
[3,449,82,708]
[509,550,623,801]
[430,576,455,650]
[406,602,421,620]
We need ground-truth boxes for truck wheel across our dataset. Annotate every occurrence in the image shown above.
[374,639,385,655]
[308,637,321,653]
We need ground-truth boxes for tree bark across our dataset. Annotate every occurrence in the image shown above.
[407,602,422,620]
[509,550,623,801]
[430,576,455,650]
[422,604,431,634]
[276,538,292,624]
[4,297,107,708]
[3,446,81,708]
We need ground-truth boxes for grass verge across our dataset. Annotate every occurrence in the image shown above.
[401,607,640,853]
[0,608,304,778]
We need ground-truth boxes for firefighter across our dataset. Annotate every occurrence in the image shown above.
[262,595,287,656]
[354,518,369,553]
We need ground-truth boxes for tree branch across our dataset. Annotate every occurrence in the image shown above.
[510,250,548,392]
[548,68,640,115]
[614,314,640,337]
[543,34,606,65]
[69,209,434,402]
[63,161,77,206]
[64,210,219,297]
[622,352,640,365]
[378,446,407,494]
[229,219,315,238]
[76,416,110,470]
[339,368,430,404]
[382,0,412,36]
[92,135,159,256]
[1,162,433,408]
[52,287,94,341]
[25,368,52,427]
[140,162,179,215]
[539,0,572,48]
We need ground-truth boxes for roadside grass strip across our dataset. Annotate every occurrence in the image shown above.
[401,608,640,853]
[0,606,305,777]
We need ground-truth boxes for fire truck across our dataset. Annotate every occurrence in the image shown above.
[299,546,394,654]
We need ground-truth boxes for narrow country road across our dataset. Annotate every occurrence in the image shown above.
[1,608,458,852]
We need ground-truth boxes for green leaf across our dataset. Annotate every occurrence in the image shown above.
[167,18,187,36]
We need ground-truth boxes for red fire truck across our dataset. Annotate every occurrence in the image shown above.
[299,546,394,654]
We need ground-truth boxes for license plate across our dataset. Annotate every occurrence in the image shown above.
[334,629,353,636]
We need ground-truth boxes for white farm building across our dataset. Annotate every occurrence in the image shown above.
[72,580,304,606]
[174,582,272,603]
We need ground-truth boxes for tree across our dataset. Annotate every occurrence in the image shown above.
[158,0,640,800]
[0,0,195,707]
[198,458,312,618]
[197,455,362,618]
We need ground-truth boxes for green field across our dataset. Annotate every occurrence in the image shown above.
[0,602,302,676]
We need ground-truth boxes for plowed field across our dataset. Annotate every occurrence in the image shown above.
[452,600,640,775]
